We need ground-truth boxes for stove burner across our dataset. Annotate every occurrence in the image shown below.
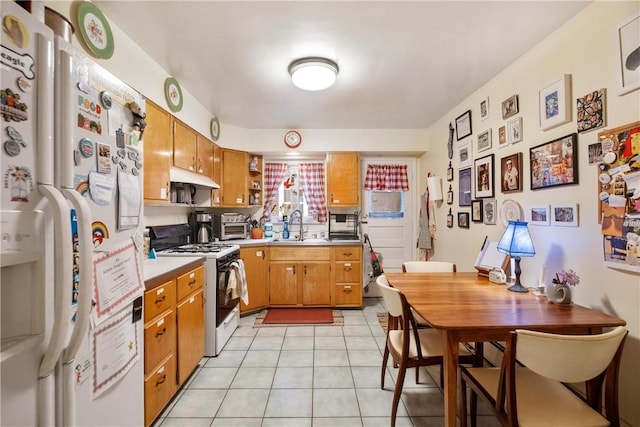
[161,243,236,254]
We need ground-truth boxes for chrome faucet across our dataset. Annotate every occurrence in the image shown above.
[290,210,304,241]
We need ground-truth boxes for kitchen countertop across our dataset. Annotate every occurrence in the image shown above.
[226,238,363,247]
[143,256,206,289]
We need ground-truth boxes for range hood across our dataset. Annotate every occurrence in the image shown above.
[170,166,220,189]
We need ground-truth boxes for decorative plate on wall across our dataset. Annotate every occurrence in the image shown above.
[164,77,183,112]
[500,199,524,227]
[77,2,114,59]
[210,115,220,141]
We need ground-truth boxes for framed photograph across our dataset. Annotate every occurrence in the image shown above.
[474,154,494,198]
[498,125,508,148]
[551,203,579,227]
[529,205,550,226]
[480,97,490,121]
[617,14,640,95]
[447,209,454,228]
[507,117,523,143]
[500,152,523,193]
[577,88,606,133]
[471,200,483,222]
[447,162,454,181]
[539,74,572,130]
[477,129,492,152]
[588,142,603,164]
[457,140,472,168]
[458,212,470,228]
[459,167,472,207]
[530,133,578,190]
[483,198,497,225]
[455,110,472,141]
[501,95,519,119]
[446,185,454,205]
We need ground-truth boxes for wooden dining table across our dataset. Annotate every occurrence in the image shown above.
[384,272,627,427]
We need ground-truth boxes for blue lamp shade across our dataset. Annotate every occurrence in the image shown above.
[497,221,535,257]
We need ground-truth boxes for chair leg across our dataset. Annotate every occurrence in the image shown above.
[391,360,408,427]
[460,375,468,427]
[439,362,444,388]
[415,366,420,384]
[470,390,478,427]
[381,345,390,389]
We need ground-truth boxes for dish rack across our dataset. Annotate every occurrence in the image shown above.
[328,211,360,240]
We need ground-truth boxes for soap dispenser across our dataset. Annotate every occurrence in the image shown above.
[282,216,290,239]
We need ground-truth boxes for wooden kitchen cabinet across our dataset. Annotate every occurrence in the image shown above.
[220,149,262,207]
[196,133,214,178]
[332,245,363,307]
[143,100,172,203]
[143,261,205,427]
[211,142,222,206]
[240,246,269,314]
[173,118,197,173]
[327,152,361,207]
[269,247,331,306]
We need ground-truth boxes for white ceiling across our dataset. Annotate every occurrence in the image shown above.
[95,1,589,130]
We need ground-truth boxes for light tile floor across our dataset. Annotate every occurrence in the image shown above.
[153,298,502,427]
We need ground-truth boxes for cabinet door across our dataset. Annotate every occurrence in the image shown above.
[221,149,248,206]
[144,354,176,427]
[144,310,176,372]
[173,119,197,172]
[269,262,298,305]
[240,246,269,314]
[176,288,205,385]
[212,143,222,206]
[327,152,360,206]
[334,283,362,307]
[196,133,214,178]
[143,100,171,203]
[301,262,331,305]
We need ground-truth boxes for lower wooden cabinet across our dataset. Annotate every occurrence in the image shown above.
[269,247,331,306]
[144,262,205,427]
[240,246,269,314]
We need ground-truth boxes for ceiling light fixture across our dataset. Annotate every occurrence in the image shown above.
[288,57,339,91]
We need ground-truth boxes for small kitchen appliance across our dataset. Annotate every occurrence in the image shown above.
[213,213,251,240]
[191,212,213,243]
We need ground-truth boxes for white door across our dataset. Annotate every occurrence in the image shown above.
[360,158,416,296]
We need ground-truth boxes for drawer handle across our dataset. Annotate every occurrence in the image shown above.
[343,252,353,257]
[344,266,352,272]
[155,374,166,386]
[155,295,166,305]
[155,327,166,338]
[188,279,196,286]
[344,285,352,293]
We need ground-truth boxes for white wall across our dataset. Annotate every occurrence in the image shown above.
[420,3,640,425]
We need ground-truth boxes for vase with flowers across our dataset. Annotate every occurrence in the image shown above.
[548,269,580,305]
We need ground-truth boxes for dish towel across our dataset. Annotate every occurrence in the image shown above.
[226,260,249,305]
[417,192,432,250]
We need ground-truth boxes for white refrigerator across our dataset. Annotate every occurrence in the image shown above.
[1,3,145,426]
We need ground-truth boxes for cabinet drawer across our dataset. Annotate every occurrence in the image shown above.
[334,246,361,261]
[270,247,330,261]
[176,266,204,301]
[144,279,176,321]
[334,283,362,306]
[335,261,361,283]
[144,310,176,371]
[144,354,176,427]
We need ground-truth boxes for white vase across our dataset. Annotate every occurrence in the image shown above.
[548,281,572,305]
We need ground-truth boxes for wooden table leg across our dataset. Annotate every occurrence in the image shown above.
[442,330,459,427]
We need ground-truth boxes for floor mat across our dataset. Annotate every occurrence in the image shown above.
[253,308,343,327]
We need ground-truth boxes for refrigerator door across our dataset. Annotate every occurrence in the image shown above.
[54,36,145,427]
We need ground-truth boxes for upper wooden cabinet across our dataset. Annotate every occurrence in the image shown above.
[220,149,262,207]
[327,152,361,207]
[143,100,172,203]
[172,119,214,178]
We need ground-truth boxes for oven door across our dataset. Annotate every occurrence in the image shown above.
[216,258,241,326]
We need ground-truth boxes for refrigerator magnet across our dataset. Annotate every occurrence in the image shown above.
[96,142,111,173]
[79,137,94,157]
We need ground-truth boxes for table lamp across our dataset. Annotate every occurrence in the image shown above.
[497,221,535,293]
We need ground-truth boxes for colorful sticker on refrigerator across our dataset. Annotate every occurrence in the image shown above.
[2,15,29,48]
[77,94,102,134]
[89,170,114,206]
[71,209,79,306]
[74,174,89,196]
[91,220,109,247]
[17,76,32,92]
[3,165,32,201]
[1,87,29,122]
[96,142,111,173]
[79,137,94,157]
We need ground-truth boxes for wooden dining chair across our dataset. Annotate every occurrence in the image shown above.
[459,326,628,427]
[376,275,479,427]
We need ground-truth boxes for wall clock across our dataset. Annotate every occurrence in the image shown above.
[210,115,220,142]
[284,130,301,148]
[164,77,183,112]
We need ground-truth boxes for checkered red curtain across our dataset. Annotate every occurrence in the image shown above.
[262,162,288,220]
[299,163,328,223]
[363,164,409,191]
